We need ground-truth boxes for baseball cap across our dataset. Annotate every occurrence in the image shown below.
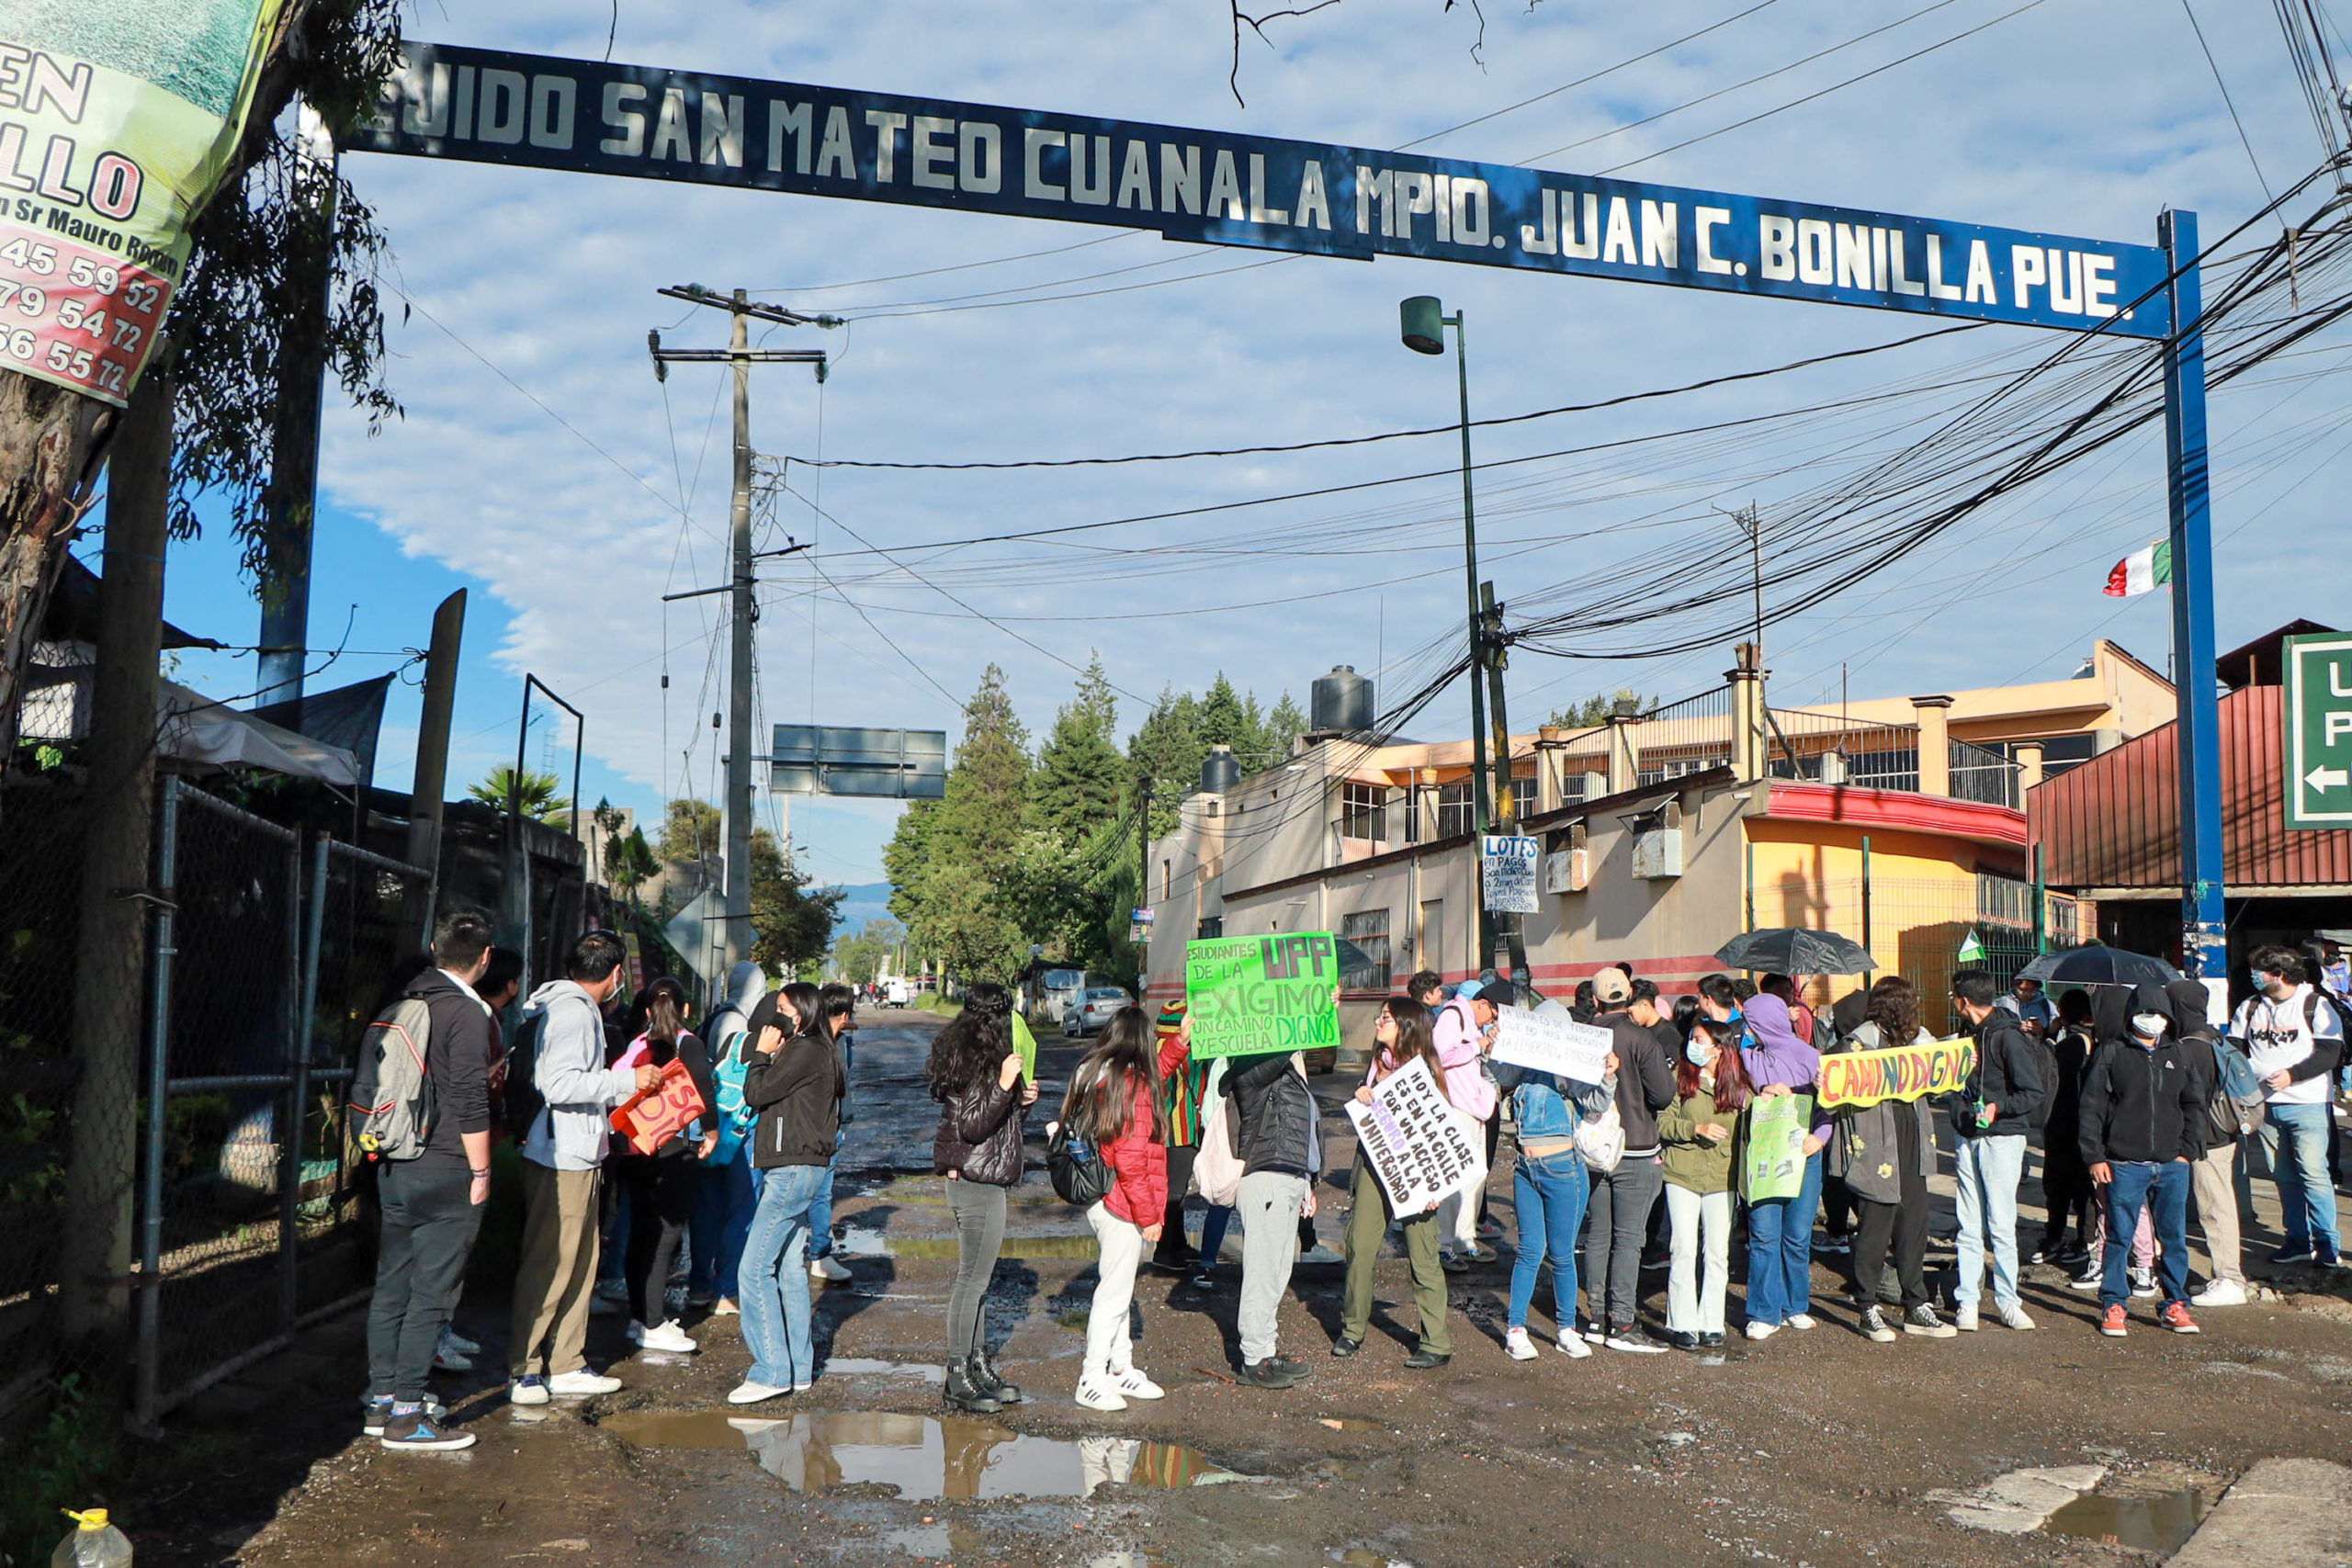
[1592,969,1633,1005]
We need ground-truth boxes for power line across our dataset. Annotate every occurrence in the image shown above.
[2179,0,2280,209]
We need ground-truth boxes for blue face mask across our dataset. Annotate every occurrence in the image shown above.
[1684,1040,1714,1066]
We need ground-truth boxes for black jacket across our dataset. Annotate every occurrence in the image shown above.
[1954,1010,2044,1139]
[933,1076,1026,1186]
[2078,1036,2205,1166]
[1602,1012,1678,1156]
[743,1026,842,1168]
[1225,1050,1317,1178]
[405,967,494,1169]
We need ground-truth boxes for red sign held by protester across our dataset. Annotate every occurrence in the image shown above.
[608,1058,707,1155]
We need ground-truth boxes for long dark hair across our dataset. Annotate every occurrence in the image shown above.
[641,976,693,1066]
[1678,1018,1755,1112]
[781,981,830,1044]
[1865,975,1921,1052]
[1379,996,1445,1103]
[1671,993,1702,1041]
[926,983,1013,1100]
[1063,1008,1167,1145]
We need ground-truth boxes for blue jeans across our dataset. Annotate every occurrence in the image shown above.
[2100,1160,2189,1309]
[1509,1147,1589,1334]
[687,1145,758,1301]
[1951,1133,2028,1312]
[1742,1148,1823,1326]
[739,1163,826,1387]
[2263,1101,2341,1253]
[806,1127,846,1259]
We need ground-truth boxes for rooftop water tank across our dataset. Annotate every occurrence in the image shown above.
[1309,665,1374,739]
[1201,744,1242,795]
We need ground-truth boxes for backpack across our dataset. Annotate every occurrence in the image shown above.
[350,997,435,1162]
[1192,1059,1243,1206]
[1046,1119,1116,1206]
[2209,1037,2268,1140]
[503,1010,548,1144]
[706,1008,757,1165]
[2022,1032,2060,1132]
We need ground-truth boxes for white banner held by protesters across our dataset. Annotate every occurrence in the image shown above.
[1345,1057,1482,1213]
[1488,1009,1613,1083]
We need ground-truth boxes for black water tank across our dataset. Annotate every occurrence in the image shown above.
[1310,665,1374,737]
[1201,744,1242,795]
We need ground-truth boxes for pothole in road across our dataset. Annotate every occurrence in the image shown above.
[599,1409,1246,1499]
[2041,1485,2211,1555]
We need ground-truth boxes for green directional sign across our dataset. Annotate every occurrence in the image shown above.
[2283,631,2352,829]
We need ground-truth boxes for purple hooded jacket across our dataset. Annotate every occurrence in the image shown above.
[1741,993,1831,1143]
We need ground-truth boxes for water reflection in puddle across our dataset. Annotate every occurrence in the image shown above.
[600,1409,1238,1499]
[2041,1487,2211,1555]
[824,1357,945,1383]
[836,1227,1099,1260]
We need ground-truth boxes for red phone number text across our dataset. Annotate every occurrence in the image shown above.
[0,225,172,405]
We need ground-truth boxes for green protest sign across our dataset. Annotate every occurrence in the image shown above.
[1742,1093,1815,1202]
[1183,932,1341,1059]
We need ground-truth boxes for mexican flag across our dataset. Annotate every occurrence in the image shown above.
[2103,540,2172,597]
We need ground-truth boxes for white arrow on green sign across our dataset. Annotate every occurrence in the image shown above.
[2283,631,2352,829]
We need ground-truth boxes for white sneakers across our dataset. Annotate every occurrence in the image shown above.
[1075,1378,1127,1412]
[548,1370,623,1397]
[1745,1320,1780,1341]
[810,1255,854,1283]
[1504,1327,1539,1361]
[2193,1277,2248,1307]
[1953,1304,1980,1332]
[630,1320,698,1354]
[1784,1314,1816,1331]
[727,1380,788,1405]
[1555,1328,1592,1359]
[1112,1366,1164,1400]
[1997,1303,2036,1331]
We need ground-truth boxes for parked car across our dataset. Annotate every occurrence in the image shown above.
[1062,987,1131,1038]
[884,978,912,1007]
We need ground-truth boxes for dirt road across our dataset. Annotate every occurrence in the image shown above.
[129,1011,2352,1568]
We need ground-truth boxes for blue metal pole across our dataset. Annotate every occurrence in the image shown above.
[2160,209,2227,978]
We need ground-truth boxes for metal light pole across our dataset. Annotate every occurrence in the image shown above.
[1401,295,1495,965]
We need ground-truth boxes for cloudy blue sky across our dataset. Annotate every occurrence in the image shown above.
[135,0,2347,886]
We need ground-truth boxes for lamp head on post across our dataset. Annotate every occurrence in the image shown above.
[1399,295,1448,355]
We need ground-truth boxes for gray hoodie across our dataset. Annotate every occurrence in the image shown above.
[520,979,637,1170]
[706,960,767,1068]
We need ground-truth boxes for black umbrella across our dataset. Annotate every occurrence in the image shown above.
[2016,943,2181,987]
[1713,928,1877,976]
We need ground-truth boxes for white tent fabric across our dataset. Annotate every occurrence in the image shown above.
[159,681,361,786]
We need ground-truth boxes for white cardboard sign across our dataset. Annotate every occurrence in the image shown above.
[1488,1009,1614,1083]
[1345,1057,1483,1213]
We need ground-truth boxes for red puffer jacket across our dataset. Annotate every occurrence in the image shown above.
[1102,1077,1168,1228]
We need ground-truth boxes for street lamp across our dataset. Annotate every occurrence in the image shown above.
[1399,296,1493,954]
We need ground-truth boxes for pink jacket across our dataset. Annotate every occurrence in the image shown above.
[1364,997,1496,1121]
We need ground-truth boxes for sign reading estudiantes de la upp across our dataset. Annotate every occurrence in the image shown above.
[355,41,2173,342]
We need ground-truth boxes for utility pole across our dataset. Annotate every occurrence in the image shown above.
[401,589,465,947]
[1479,581,1530,984]
[650,285,834,971]
[255,102,338,708]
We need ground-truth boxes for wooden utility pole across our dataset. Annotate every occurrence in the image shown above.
[401,588,466,945]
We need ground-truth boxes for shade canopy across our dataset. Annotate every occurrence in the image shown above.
[1713,928,1878,976]
[2016,943,2182,987]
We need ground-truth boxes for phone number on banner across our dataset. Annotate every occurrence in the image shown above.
[0,226,171,405]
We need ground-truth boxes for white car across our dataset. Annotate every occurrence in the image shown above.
[884,978,912,1007]
[1061,987,1130,1038]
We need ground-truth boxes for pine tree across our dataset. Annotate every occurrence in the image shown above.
[881,665,1036,982]
[1127,685,1203,840]
[1031,655,1125,849]
[1261,691,1307,759]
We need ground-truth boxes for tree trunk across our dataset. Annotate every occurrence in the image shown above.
[56,365,169,1386]
[0,374,117,772]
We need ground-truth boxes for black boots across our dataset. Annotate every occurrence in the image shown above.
[944,1357,1001,1415]
[969,1352,1023,1405]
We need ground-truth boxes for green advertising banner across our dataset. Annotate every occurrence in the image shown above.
[1183,932,1341,1060]
[1741,1092,1815,1202]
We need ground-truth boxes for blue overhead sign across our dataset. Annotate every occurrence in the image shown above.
[356,41,2172,340]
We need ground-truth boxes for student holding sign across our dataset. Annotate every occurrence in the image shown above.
[1824,979,1955,1343]
[1738,993,1832,1341]
[1486,989,1618,1362]
[614,977,719,1356]
[1335,998,1465,1368]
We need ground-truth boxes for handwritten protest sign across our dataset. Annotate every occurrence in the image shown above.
[1184,933,1340,1060]
[1489,1009,1613,1083]
[1481,835,1540,914]
[1816,1037,1976,1108]
[1345,1057,1483,1213]
[1741,1092,1815,1202]
[609,1059,708,1155]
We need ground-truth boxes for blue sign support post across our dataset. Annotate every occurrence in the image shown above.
[2160,211,2226,981]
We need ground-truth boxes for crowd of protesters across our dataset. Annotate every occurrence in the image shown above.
[360,909,2344,1450]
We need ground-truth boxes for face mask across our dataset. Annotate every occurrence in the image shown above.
[2251,970,2277,991]
[1684,1040,1713,1066]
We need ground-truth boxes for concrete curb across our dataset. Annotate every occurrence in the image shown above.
[2171,1458,2352,1568]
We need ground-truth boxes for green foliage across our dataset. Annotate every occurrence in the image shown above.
[657,797,722,871]
[465,767,569,823]
[1030,654,1123,849]
[1547,689,1651,729]
[1,1375,113,1568]
[885,665,1036,984]
[605,827,659,898]
[1125,673,1302,838]
[831,919,904,985]
[750,829,842,978]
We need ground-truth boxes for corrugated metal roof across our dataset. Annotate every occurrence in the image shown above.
[2031,684,2352,888]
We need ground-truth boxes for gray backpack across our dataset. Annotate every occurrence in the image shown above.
[349,996,435,1162]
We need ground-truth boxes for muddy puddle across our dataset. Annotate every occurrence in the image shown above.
[823,1357,946,1382]
[836,1225,1098,1260]
[2041,1486,2211,1554]
[600,1409,1241,1499]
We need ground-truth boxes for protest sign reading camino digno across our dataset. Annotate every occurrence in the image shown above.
[1183,933,1340,1059]
[1816,1037,1976,1109]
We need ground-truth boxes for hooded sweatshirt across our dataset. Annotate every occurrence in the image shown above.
[706,960,768,1068]
[520,979,640,1170]
[1740,993,1831,1144]
[1422,997,1500,1122]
